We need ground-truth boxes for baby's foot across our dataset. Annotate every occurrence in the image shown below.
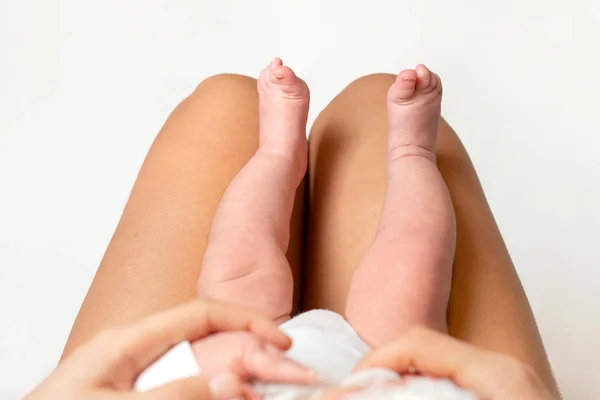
[386,64,443,162]
[257,58,309,182]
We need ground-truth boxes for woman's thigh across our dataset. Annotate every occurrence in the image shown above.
[62,74,305,358]
[304,73,558,394]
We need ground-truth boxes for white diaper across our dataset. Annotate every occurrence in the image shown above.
[135,310,477,399]
[279,309,371,382]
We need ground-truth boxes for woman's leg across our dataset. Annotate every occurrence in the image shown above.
[62,74,305,358]
[304,73,559,394]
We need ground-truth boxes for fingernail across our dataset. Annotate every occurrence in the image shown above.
[209,372,239,400]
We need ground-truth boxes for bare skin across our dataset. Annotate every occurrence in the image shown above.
[197,58,309,323]
[62,73,305,359]
[29,300,296,400]
[346,65,455,345]
[196,62,453,377]
[61,67,559,397]
[194,59,310,379]
[304,73,558,396]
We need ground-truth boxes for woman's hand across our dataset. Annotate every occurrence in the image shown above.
[26,299,293,400]
[191,330,316,384]
[355,326,558,400]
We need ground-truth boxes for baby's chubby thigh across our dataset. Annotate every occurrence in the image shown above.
[197,238,294,323]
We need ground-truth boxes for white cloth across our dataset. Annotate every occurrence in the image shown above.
[135,341,200,392]
[135,310,477,399]
[280,309,371,382]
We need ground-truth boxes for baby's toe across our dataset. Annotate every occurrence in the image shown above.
[433,73,442,92]
[268,57,284,69]
[388,69,418,103]
[415,64,433,91]
[258,58,285,88]
[270,66,308,98]
[258,66,271,87]
[270,65,297,84]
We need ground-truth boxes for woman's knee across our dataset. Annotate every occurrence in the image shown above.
[192,73,257,99]
[186,74,259,113]
[158,73,259,144]
[310,73,395,141]
[342,73,397,98]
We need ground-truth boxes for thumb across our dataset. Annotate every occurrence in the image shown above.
[138,372,244,400]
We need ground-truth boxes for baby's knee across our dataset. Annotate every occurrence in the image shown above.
[197,250,294,320]
[197,269,294,321]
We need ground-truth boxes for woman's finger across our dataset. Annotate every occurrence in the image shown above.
[70,299,291,385]
[242,343,317,384]
[355,326,555,400]
[355,326,482,377]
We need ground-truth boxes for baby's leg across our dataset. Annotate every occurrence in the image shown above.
[346,65,456,345]
[197,59,309,323]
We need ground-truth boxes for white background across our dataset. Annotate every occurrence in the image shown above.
[1,0,599,398]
